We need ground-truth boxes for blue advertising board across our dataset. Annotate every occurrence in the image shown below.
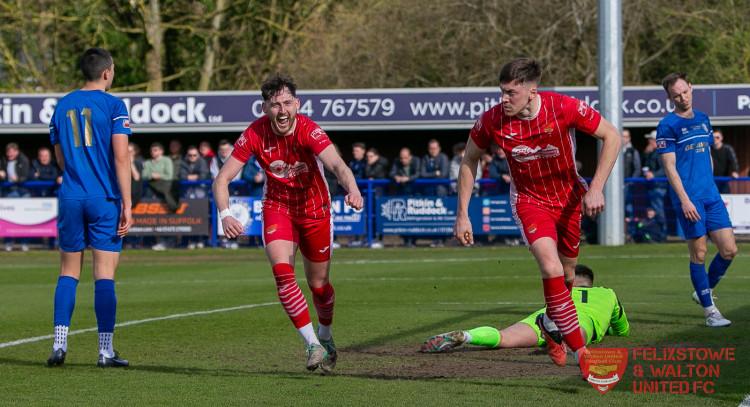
[375,196,519,235]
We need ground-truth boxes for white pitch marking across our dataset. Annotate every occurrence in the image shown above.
[0,302,277,349]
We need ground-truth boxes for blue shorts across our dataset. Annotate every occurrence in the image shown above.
[58,198,123,252]
[674,195,733,239]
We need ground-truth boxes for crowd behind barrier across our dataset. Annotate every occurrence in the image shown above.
[2,177,748,251]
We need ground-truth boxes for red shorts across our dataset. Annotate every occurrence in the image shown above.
[513,201,582,258]
[262,209,333,262]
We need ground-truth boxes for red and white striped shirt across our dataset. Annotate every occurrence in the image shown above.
[231,114,332,218]
[470,92,601,209]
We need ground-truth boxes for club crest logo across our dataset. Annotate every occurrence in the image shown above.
[577,100,589,116]
[311,128,326,140]
[235,133,247,147]
[580,348,628,394]
[265,224,278,235]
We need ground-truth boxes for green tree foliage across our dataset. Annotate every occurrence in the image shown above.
[1,0,749,92]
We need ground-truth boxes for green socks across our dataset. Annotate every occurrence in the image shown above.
[466,326,501,348]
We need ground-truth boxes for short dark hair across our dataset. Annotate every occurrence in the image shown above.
[218,139,232,147]
[80,48,112,82]
[367,147,379,155]
[150,142,164,151]
[452,142,467,155]
[661,72,688,94]
[498,58,542,86]
[352,142,366,150]
[574,264,595,285]
[261,73,297,101]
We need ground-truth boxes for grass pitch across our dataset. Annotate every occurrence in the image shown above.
[1,244,748,406]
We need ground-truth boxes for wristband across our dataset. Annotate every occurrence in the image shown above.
[219,208,231,220]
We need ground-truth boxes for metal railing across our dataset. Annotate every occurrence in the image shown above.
[2,177,747,248]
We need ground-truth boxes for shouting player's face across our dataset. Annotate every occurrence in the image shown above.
[263,86,300,135]
[666,78,693,114]
[500,79,537,118]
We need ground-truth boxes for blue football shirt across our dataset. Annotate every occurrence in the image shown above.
[49,90,132,200]
[656,110,719,202]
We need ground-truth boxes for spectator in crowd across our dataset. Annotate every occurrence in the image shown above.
[622,129,642,179]
[622,129,642,239]
[142,142,179,213]
[364,148,389,180]
[641,130,667,234]
[142,142,178,250]
[710,129,739,194]
[480,143,497,178]
[420,139,451,196]
[349,142,367,180]
[199,140,215,168]
[128,142,144,208]
[241,156,265,196]
[31,146,63,196]
[362,147,389,249]
[210,139,241,182]
[179,145,210,199]
[390,147,420,246]
[168,139,183,177]
[2,143,31,251]
[487,147,511,195]
[325,143,342,196]
[1,142,31,197]
[630,207,665,243]
[389,147,420,195]
[449,142,481,196]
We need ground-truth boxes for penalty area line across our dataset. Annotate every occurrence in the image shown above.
[0,302,277,350]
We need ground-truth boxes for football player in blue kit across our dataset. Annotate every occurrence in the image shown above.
[657,72,738,327]
[47,47,133,367]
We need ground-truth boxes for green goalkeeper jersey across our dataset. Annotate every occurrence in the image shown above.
[571,286,629,343]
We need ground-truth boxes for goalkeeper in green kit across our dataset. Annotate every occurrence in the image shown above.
[422,265,630,354]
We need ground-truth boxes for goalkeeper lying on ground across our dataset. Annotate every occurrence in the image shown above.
[421,264,630,353]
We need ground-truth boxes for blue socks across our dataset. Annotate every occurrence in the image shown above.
[708,254,731,289]
[689,262,713,307]
[94,279,117,333]
[53,276,79,326]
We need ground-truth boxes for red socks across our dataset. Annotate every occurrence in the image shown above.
[543,275,585,352]
[272,264,311,328]
[309,282,335,326]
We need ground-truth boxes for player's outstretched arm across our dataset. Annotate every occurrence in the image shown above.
[609,294,630,337]
[583,119,621,217]
[453,138,483,245]
[319,145,363,210]
[211,156,246,239]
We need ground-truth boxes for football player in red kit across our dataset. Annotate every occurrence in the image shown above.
[212,73,363,373]
[453,58,620,372]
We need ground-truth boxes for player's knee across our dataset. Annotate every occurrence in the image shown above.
[720,244,738,260]
[690,254,706,264]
